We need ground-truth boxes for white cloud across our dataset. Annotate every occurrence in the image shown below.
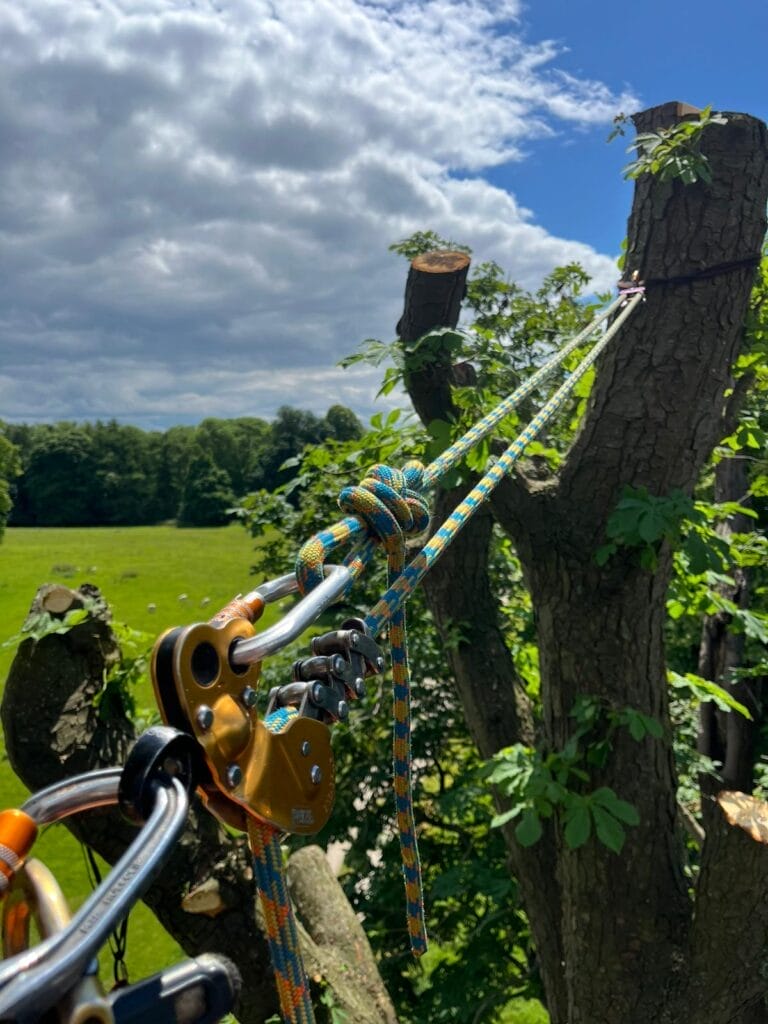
[0,0,638,426]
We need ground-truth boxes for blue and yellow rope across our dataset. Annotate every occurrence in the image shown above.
[253,288,644,1018]
[249,707,315,1024]
[366,290,643,633]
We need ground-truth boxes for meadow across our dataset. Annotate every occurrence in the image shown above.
[0,523,276,984]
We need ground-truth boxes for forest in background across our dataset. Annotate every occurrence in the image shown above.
[0,404,362,529]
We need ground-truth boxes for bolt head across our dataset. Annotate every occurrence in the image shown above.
[310,765,322,785]
[376,656,385,672]
[226,764,243,789]
[196,705,214,731]
[333,655,346,674]
[350,632,360,646]
[162,757,183,777]
[312,682,324,704]
[354,677,365,697]
[337,700,349,721]
[301,740,311,757]
[241,686,258,708]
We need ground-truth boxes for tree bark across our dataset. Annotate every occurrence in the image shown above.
[397,103,768,1023]
[698,456,761,824]
[1,585,397,1024]
[396,250,470,427]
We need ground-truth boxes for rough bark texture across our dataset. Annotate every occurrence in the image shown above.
[1,585,397,1024]
[396,250,470,426]
[397,104,768,1023]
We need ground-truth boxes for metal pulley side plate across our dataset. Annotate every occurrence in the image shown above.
[151,620,334,835]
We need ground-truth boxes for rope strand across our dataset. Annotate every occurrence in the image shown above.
[272,286,645,993]
[365,290,644,636]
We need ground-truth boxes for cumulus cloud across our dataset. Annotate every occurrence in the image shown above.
[0,0,638,426]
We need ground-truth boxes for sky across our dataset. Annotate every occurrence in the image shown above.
[1,0,766,430]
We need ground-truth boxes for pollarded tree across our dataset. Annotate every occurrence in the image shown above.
[395,102,768,1024]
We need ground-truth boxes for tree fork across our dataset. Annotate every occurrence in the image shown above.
[398,100,768,1023]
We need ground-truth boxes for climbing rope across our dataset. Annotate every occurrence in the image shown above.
[365,288,644,632]
[286,287,645,980]
[254,284,645,1022]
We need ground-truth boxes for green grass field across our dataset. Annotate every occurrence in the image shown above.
[0,524,275,986]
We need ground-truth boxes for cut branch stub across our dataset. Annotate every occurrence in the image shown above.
[631,100,702,133]
[717,791,768,844]
[396,249,470,426]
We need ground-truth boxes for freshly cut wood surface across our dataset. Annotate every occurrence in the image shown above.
[411,251,470,274]
[718,790,768,844]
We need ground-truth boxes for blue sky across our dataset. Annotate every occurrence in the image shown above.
[504,1,768,255]
[0,1,763,428]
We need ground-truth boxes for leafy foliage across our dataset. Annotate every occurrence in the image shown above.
[487,697,652,853]
[0,426,20,542]
[3,406,362,528]
[177,449,236,527]
[621,105,728,185]
[596,486,748,574]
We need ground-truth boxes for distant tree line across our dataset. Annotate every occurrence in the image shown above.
[0,405,363,529]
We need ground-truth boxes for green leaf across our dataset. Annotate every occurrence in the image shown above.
[515,808,543,847]
[669,671,753,718]
[595,543,616,566]
[564,801,591,849]
[640,713,663,739]
[626,711,645,742]
[592,806,627,853]
[591,789,640,826]
[490,807,520,829]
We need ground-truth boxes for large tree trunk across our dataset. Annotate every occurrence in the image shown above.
[399,103,768,1023]
[1,584,397,1024]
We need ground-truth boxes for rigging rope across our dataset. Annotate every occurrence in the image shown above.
[264,285,644,1021]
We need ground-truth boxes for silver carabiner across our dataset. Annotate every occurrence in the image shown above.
[230,564,352,666]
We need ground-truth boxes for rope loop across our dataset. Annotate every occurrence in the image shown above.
[338,462,430,554]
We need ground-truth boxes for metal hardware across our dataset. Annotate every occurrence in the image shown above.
[267,618,384,726]
[107,954,241,1024]
[310,766,322,785]
[245,572,298,604]
[196,705,214,731]
[118,727,200,826]
[149,570,356,837]
[2,859,115,1023]
[230,565,352,666]
[0,777,189,1017]
[22,769,122,826]
[240,686,258,708]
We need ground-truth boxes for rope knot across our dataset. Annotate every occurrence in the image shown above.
[338,462,429,553]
